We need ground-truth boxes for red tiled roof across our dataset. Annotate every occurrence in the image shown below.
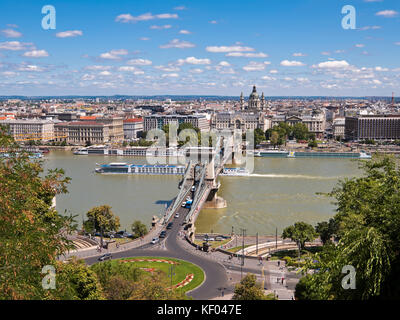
[80,116,97,120]
[67,121,105,126]
[124,118,143,123]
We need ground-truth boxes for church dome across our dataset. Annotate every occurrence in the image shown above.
[249,85,259,99]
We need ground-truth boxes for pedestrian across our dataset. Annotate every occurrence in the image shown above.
[281,277,284,285]
[278,260,280,267]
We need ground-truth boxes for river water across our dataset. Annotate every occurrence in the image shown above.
[43,151,362,235]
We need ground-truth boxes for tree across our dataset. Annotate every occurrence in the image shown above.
[54,257,104,300]
[232,273,272,300]
[0,125,75,299]
[308,139,318,148]
[86,205,120,248]
[315,218,339,245]
[297,155,400,300]
[131,220,148,239]
[282,222,317,257]
[292,123,310,141]
[270,131,280,148]
[254,128,266,147]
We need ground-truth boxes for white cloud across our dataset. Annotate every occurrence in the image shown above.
[292,52,307,57]
[1,29,22,38]
[209,20,218,24]
[154,65,181,72]
[314,60,350,69]
[150,25,172,30]
[99,71,112,76]
[359,25,382,31]
[355,44,365,48]
[119,66,138,72]
[375,66,389,72]
[99,49,128,60]
[127,59,152,66]
[243,61,270,71]
[280,60,305,67]
[0,41,32,51]
[269,69,278,74]
[372,79,382,85]
[189,68,203,74]
[160,39,195,49]
[218,61,231,67]
[226,52,268,58]
[179,30,191,34]
[139,37,150,41]
[321,51,331,56]
[18,64,43,72]
[23,50,49,58]
[394,42,400,46]
[375,10,398,18]
[174,6,186,10]
[206,45,254,53]
[162,73,179,78]
[116,13,178,23]
[176,57,211,65]
[56,30,83,38]
[85,65,112,71]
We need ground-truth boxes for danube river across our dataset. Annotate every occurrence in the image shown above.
[43,151,362,235]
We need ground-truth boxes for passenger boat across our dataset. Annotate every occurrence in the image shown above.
[95,162,186,175]
[250,149,371,159]
[219,167,250,176]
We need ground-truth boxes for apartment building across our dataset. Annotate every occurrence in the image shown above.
[0,119,55,141]
[345,114,400,141]
[144,114,210,132]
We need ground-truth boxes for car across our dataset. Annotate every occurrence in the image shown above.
[98,253,112,261]
[167,222,173,229]
[182,202,186,207]
[114,233,125,238]
[186,196,191,201]
[175,213,180,218]
[159,231,166,238]
[191,186,196,192]
[215,236,224,241]
[151,237,160,244]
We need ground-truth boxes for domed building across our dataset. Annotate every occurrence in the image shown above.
[211,85,268,132]
[240,85,266,111]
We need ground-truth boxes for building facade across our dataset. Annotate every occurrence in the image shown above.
[0,119,55,141]
[123,118,143,140]
[55,121,110,145]
[345,115,400,141]
[212,86,268,133]
[143,114,210,132]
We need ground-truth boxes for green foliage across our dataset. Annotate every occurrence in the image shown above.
[296,155,400,300]
[131,220,148,239]
[0,126,75,299]
[315,218,339,244]
[86,205,120,247]
[232,273,273,300]
[55,258,104,300]
[308,139,318,148]
[282,222,317,256]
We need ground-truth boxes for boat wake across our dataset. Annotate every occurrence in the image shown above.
[249,173,339,180]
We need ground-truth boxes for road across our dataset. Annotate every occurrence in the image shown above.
[85,190,229,300]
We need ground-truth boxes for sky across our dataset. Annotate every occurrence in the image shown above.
[0,0,399,97]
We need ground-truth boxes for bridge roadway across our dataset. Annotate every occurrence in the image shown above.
[85,187,229,300]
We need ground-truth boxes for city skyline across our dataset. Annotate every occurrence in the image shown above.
[0,0,400,96]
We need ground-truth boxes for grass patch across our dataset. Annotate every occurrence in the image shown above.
[94,256,205,294]
[226,244,252,253]
[194,238,232,249]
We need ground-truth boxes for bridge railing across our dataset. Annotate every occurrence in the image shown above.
[185,161,208,224]
[163,160,193,224]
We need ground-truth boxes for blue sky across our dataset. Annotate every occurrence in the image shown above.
[0,0,399,96]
